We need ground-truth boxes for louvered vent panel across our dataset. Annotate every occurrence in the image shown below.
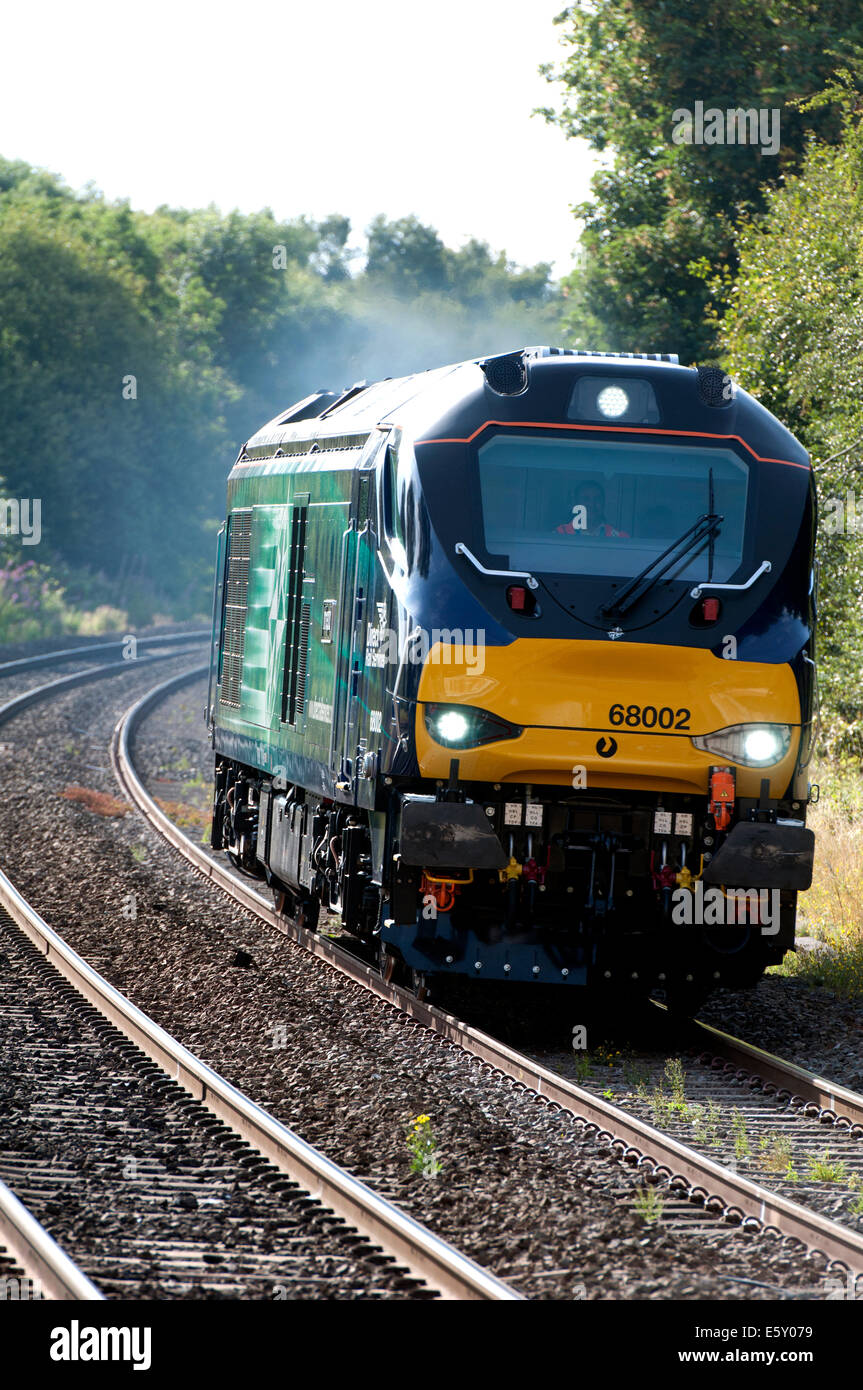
[220,510,252,707]
[294,602,310,718]
[281,504,309,725]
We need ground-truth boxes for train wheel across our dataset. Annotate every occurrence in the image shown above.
[410,969,430,1002]
[378,943,401,985]
[273,888,319,933]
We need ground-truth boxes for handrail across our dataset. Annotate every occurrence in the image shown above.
[691,560,772,599]
[454,542,538,590]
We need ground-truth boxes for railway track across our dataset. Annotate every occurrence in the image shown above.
[0,629,210,679]
[0,642,515,1301]
[0,1173,103,1301]
[113,664,863,1293]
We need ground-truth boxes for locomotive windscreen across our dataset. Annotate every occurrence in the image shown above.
[477,435,749,581]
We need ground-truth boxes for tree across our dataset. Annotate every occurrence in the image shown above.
[718,91,863,749]
[365,214,450,295]
[540,1,863,361]
[0,159,565,623]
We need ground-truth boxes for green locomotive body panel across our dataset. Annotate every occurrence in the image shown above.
[212,436,394,812]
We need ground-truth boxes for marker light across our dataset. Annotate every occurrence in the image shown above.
[692,723,792,767]
[423,703,523,749]
[596,385,630,418]
[568,376,660,424]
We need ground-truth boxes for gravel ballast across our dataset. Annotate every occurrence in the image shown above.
[0,657,851,1299]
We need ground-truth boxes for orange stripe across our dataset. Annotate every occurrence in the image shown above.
[415,420,811,470]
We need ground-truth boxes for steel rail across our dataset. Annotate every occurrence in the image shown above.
[0,648,207,728]
[0,657,517,1301]
[0,857,516,1302]
[0,643,518,1300]
[687,1016,863,1130]
[114,667,863,1278]
[0,630,209,678]
[0,1178,104,1302]
[115,666,863,1273]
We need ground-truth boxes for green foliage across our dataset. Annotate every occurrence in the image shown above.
[541,1,863,361]
[806,1149,848,1183]
[633,1185,664,1223]
[690,1099,722,1149]
[758,1131,795,1176]
[730,1108,750,1161]
[718,104,863,746]
[405,1114,442,1178]
[0,162,563,622]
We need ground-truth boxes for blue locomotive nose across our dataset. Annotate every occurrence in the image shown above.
[209,345,816,1013]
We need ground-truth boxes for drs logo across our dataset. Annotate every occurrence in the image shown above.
[608,703,691,730]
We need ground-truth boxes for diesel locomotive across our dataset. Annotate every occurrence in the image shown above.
[207,346,817,1010]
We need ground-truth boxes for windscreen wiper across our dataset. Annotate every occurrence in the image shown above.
[599,513,723,622]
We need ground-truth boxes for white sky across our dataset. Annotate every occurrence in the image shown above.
[1,0,598,277]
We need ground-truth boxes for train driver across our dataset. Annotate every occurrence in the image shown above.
[556,481,629,537]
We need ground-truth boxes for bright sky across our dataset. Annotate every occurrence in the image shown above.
[1,0,598,277]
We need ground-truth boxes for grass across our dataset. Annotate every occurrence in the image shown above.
[571,1052,592,1082]
[730,1108,751,1162]
[405,1114,442,1178]
[769,760,863,998]
[155,798,211,835]
[690,1099,722,1149]
[758,1131,797,1179]
[806,1149,848,1183]
[633,1186,664,1224]
[593,1044,624,1069]
[623,1058,650,1089]
[645,1059,691,1124]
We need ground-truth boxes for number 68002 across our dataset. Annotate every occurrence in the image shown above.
[608,703,691,730]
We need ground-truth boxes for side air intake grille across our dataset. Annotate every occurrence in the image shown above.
[697,365,731,407]
[282,503,309,725]
[219,510,252,707]
[294,602,310,718]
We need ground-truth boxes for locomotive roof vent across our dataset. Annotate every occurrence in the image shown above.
[697,365,733,407]
[320,380,373,418]
[277,390,344,424]
[480,350,528,396]
[526,347,680,364]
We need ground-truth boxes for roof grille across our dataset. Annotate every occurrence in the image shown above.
[697,365,732,407]
[480,350,528,395]
[526,346,680,363]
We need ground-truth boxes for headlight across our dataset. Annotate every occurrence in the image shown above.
[691,723,792,767]
[423,703,522,749]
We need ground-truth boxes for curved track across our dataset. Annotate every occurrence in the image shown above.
[0,641,516,1301]
[114,664,863,1286]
